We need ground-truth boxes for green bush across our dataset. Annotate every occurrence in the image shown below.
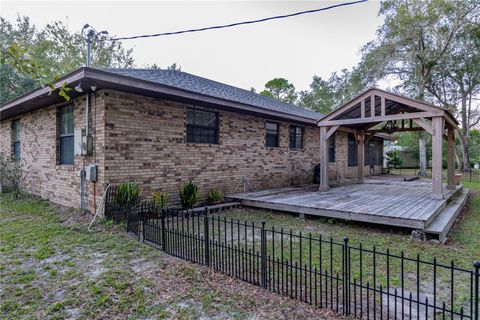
[385,150,403,170]
[207,189,224,204]
[179,181,199,209]
[152,191,169,209]
[0,155,24,198]
[114,182,141,209]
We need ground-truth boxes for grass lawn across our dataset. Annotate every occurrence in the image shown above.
[0,193,339,320]
[1,182,478,319]
[221,181,480,269]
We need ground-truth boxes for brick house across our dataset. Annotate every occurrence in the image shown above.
[0,68,384,211]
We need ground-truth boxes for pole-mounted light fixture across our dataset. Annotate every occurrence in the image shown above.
[81,24,109,67]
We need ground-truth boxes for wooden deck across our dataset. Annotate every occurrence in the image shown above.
[228,176,465,230]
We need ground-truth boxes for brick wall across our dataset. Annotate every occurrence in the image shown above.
[103,90,320,203]
[0,88,383,209]
[0,92,106,210]
[103,90,381,204]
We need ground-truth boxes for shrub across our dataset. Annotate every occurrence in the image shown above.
[207,189,224,204]
[114,182,141,209]
[385,150,403,170]
[152,191,169,209]
[0,155,24,198]
[179,180,199,209]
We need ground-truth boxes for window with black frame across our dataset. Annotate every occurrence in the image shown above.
[265,122,279,147]
[59,105,74,165]
[289,125,304,149]
[11,120,20,160]
[348,134,358,166]
[328,132,335,162]
[186,108,218,144]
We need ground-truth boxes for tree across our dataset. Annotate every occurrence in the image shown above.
[299,67,371,114]
[0,16,134,104]
[425,19,480,171]
[260,78,297,104]
[359,0,476,172]
[167,63,181,71]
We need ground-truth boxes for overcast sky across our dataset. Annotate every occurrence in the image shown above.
[1,0,383,92]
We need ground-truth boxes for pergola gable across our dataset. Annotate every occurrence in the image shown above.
[316,88,459,200]
[317,88,457,130]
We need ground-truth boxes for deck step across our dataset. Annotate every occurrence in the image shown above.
[424,188,470,242]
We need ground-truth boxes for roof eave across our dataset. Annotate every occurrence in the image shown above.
[1,67,319,125]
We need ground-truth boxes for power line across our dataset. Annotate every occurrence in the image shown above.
[110,0,368,41]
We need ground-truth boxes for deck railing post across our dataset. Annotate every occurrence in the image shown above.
[204,209,210,267]
[474,261,480,320]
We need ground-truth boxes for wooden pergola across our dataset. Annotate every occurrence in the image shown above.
[317,88,459,199]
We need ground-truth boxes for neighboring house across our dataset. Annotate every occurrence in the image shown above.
[0,68,384,211]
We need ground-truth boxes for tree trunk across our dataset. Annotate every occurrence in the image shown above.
[418,131,428,176]
[459,132,471,172]
[454,145,461,171]
[418,73,428,176]
[460,94,471,172]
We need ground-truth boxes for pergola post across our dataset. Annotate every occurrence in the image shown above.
[432,117,444,199]
[357,130,365,183]
[447,125,456,190]
[319,126,329,191]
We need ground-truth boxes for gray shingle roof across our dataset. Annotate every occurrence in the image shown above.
[100,68,323,121]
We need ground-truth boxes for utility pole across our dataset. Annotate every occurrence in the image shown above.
[79,24,107,212]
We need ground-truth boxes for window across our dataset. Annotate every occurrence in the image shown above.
[11,120,20,160]
[328,133,335,162]
[348,134,384,167]
[186,108,218,144]
[289,125,303,149]
[59,105,74,165]
[265,122,279,147]
[348,134,358,167]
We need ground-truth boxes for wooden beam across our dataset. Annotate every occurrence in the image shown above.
[317,90,373,123]
[447,125,456,190]
[365,133,375,144]
[367,127,424,134]
[325,125,339,140]
[357,130,365,183]
[431,117,444,199]
[319,127,329,191]
[319,111,442,127]
[360,99,365,118]
[381,96,385,117]
[412,118,434,136]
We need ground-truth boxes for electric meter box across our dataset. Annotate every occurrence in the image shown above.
[74,128,87,155]
[86,165,97,182]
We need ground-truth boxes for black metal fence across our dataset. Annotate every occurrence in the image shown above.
[389,168,480,183]
[116,201,480,320]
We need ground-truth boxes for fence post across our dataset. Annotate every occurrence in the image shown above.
[343,237,350,315]
[474,261,480,320]
[260,221,267,289]
[204,209,210,267]
[139,217,144,243]
[161,209,166,251]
